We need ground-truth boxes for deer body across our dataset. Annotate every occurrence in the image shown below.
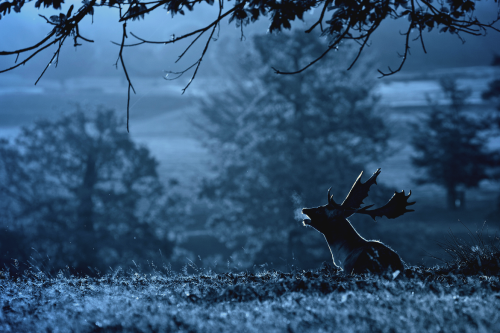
[302,169,413,274]
[303,209,405,274]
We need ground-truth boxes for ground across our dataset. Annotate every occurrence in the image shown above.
[1,262,500,333]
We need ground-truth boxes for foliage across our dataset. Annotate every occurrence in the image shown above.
[0,0,498,125]
[1,259,500,332]
[482,54,500,112]
[411,78,498,210]
[481,54,500,217]
[197,31,392,268]
[0,108,178,273]
[434,222,500,276]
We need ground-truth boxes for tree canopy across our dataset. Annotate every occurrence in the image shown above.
[1,0,499,128]
[197,31,392,268]
[0,108,179,273]
[482,54,500,113]
[411,78,499,210]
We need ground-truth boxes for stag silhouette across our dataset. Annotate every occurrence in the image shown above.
[302,168,415,274]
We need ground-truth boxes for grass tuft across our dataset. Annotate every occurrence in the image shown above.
[433,222,500,276]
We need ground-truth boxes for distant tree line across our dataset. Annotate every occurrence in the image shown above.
[0,109,184,275]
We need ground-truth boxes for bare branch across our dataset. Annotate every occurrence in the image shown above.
[175,30,206,63]
[0,30,56,56]
[164,62,198,81]
[74,25,94,46]
[179,0,224,93]
[115,23,136,133]
[273,25,352,75]
[127,84,131,132]
[127,5,239,46]
[35,36,67,85]
[418,29,427,54]
[305,0,332,33]
[347,20,382,71]
[0,37,61,74]
[119,1,165,22]
[377,23,412,77]
[1,0,96,76]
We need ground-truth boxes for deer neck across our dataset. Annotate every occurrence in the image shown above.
[323,218,367,269]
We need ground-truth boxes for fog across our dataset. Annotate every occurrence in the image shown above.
[0,2,499,274]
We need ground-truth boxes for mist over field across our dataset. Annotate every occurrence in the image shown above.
[1,1,500,331]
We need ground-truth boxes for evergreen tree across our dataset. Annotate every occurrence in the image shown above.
[481,54,500,217]
[197,31,391,268]
[412,78,497,210]
[482,54,500,113]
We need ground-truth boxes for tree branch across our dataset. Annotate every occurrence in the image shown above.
[305,0,332,33]
[273,25,352,75]
[377,23,412,77]
[165,0,224,94]
[35,36,67,85]
[115,23,136,133]
[347,20,382,71]
[0,30,56,56]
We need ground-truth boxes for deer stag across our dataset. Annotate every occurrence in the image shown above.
[302,168,415,274]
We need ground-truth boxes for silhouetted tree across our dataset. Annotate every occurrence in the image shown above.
[0,108,177,274]
[197,31,391,268]
[482,54,500,108]
[482,54,500,217]
[411,78,498,210]
[0,0,498,124]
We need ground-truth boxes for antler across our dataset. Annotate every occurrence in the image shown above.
[327,187,339,207]
[341,168,381,209]
[357,190,415,220]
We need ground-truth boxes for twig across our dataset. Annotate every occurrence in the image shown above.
[179,0,223,93]
[119,1,164,22]
[0,30,56,55]
[35,36,67,85]
[305,0,332,33]
[273,24,352,75]
[175,30,206,63]
[377,22,412,77]
[347,20,381,71]
[115,23,136,132]
[0,37,61,74]
[126,4,239,46]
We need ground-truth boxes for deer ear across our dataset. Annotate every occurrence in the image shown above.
[327,187,338,206]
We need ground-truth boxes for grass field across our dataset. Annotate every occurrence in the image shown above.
[2,255,500,333]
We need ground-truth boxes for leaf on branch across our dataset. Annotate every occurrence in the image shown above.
[127,3,147,21]
[35,0,64,10]
[0,1,20,19]
[50,15,60,23]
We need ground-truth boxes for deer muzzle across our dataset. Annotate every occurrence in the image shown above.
[301,208,313,226]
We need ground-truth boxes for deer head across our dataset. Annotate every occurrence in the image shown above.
[302,187,353,234]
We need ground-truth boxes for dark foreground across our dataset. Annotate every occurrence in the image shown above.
[1,263,500,333]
